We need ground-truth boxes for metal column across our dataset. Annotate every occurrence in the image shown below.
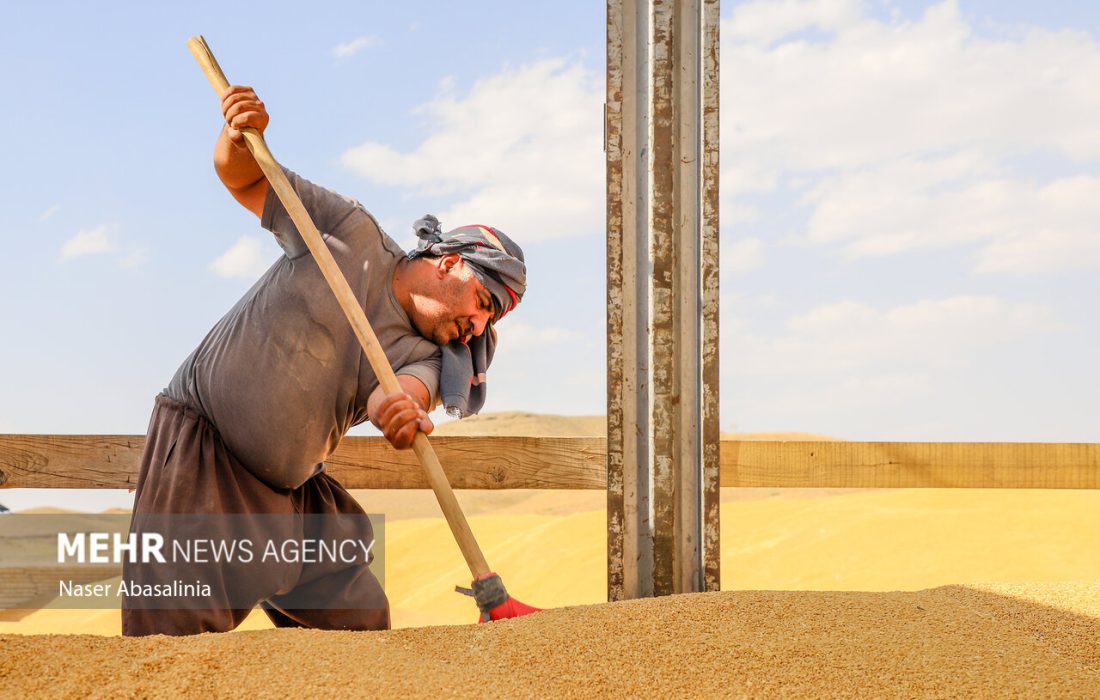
[606,0,720,600]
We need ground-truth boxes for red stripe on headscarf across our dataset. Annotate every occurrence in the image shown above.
[465,225,507,253]
[497,285,519,321]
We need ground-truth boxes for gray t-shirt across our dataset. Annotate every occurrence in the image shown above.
[166,168,441,489]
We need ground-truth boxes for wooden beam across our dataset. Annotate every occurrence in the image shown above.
[0,435,145,489]
[2,436,1098,490]
[325,437,606,490]
[722,441,1100,489]
[0,435,607,490]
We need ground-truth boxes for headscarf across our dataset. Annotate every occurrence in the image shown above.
[407,215,526,417]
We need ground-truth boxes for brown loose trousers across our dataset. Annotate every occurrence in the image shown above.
[121,394,389,636]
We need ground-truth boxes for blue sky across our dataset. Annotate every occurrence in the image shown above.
[2,1,1099,510]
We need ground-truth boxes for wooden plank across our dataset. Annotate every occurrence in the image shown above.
[2,436,1099,490]
[324,437,607,490]
[0,435,145,489]
[0,435,608,490]
[721,441,1100,489]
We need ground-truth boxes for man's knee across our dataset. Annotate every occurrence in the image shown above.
[261,604,390,632]
[122,607,250,637]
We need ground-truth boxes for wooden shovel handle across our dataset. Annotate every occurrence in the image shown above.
[186,35,491,579]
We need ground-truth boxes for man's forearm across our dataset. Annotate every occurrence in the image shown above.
[214,125,265,191]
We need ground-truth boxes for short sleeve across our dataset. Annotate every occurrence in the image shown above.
[261,167,366,259]
[397,353,443,410]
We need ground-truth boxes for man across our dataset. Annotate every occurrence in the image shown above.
[121,85,526,636]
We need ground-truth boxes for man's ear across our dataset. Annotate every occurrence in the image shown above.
[437,254,461,277]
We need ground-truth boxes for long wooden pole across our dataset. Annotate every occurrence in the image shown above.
[186,35,491,579]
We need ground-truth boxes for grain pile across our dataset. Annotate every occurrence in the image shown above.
[2,582,1097,698]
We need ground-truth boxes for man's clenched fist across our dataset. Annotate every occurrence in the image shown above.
[375,392,434,450]
[220,85,270,146]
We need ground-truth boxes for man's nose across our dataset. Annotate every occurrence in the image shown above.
[472,311,490,337]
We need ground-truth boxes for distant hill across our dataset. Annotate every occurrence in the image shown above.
[13,506,132,516]
[15,507,78,515]
[432,412,605,436]
[432,411,840,441]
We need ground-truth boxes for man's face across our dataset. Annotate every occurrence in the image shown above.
[412,255,496,345]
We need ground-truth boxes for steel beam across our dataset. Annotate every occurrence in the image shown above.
[607,0,720,600]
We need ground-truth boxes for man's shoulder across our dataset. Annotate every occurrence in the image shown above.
[351,215,409,266]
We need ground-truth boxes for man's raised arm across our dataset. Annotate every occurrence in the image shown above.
[213,85,270,218]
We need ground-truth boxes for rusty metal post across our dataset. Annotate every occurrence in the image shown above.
[606,0,720,600]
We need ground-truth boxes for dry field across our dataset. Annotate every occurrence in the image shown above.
[1,413,1098,695]
[2,582,1097,697]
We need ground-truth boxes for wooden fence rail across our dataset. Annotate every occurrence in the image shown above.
[2,436,1099,490]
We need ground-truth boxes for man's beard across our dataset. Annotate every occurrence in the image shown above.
[430,317,473,345]
[415,306,466,345]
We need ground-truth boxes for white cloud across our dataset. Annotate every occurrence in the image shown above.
[832,371,933,400]
[209,236,277,279]
[721,238,764,275]
[478,320,604,416]
[61,224,115,259]
[724,1,1100,170]
[119,249,149,268]
[495,322,583,353]
[331,35,380,59]
[726,0,863,46]
[341,58,604,242]
[971,178,1100,274]
[728,295,1057,376]
[719,293,1068,437]
[724,202,763,228]
[721,0,1100,273]
[39,204,61,221]
[805,163,1100,266]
